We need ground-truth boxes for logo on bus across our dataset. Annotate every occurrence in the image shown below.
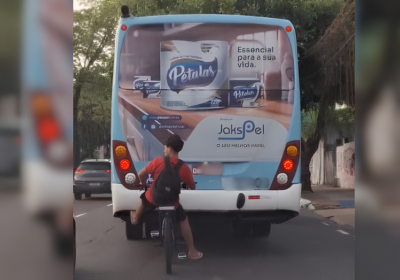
[167,58,218,93]
[233,88,258,100]
[218,120,264,140]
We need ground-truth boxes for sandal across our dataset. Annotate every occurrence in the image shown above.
[188,252,203,260]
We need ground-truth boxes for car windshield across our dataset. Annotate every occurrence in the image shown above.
[78,162,110,170]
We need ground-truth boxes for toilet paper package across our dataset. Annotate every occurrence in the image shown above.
[160,40,229,110]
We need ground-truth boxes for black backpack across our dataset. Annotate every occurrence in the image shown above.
[152,157,184,205]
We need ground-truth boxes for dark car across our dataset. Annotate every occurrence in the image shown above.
[73,159,111,200]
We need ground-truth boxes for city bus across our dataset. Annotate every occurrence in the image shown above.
[111,10,301,238]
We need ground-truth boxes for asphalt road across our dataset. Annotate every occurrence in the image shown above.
[74,194,355,280]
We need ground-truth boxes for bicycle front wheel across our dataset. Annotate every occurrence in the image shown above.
[164,217,173,274]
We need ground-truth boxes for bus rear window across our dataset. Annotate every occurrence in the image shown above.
[119,23,294,97]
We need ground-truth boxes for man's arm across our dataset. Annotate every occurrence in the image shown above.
[180,165,196,190]
[138,168,148,184]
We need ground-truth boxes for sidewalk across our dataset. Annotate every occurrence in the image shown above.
[301,185,355,227]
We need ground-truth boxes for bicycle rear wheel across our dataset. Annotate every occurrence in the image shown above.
[164,216,173,274]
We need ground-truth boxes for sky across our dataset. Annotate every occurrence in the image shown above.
[73,0,90,10]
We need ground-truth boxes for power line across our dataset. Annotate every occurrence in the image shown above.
[302,33,355,81]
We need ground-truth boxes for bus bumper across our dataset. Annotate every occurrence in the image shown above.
[112,183,301,217]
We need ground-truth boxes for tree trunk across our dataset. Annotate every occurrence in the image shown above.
[301,138,320,192]
[73,82,82,167]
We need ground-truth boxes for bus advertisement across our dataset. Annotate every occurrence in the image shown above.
[111,14,301,238]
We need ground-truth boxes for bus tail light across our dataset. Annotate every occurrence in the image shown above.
[286,145,297,157]
[31,93,69,167]
[32,94,60,143]
[37,118,61,143]
[270,141,300,190]
[112,140,139,189]
[120,160,130,170]
[283,159,294,171]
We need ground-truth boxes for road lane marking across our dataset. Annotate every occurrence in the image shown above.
[337,230,349,235]
[321,222,329,226]
[107,204,113,206]
[74,213,87,218]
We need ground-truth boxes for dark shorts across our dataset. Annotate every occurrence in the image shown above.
[140,193,187,222]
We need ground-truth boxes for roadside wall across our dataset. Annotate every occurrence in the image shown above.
[310,122,354,188]
[310,140,324,185]
[336,141,355,188]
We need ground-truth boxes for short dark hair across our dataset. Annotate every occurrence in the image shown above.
[165,135,184,153]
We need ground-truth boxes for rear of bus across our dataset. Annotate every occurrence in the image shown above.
[111,14,301,229]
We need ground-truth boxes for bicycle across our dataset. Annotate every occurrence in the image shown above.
[135,183,191,274]
[158,204,177,274]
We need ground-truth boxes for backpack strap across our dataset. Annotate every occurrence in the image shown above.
[164,156,172,172]
[173,159,184,172]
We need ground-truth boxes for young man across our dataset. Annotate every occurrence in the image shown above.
[131,135,203,260]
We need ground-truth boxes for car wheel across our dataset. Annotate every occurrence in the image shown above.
[126,220,143,240]
[74,193,82,200]
[84,193,91,198]
[252,223,271,238]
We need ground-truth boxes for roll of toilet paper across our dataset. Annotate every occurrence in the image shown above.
[160,40,229,110]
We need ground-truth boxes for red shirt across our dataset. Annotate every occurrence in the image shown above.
[145,157,195,208]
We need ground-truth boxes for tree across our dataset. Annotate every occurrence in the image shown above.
[299,0,355,191]
[261,0,344,57]
[73,1,119,165]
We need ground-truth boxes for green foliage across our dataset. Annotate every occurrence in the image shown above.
[262,0,343,56]
[74,1,119,161]
[301,103,355,141]
[326,106,355,126]
[301,102,319,140]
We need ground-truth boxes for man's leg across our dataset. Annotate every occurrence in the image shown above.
[130,199,145,224]
[179,216,202,260]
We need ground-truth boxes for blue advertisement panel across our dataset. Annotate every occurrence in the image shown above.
[117,23,295,190]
